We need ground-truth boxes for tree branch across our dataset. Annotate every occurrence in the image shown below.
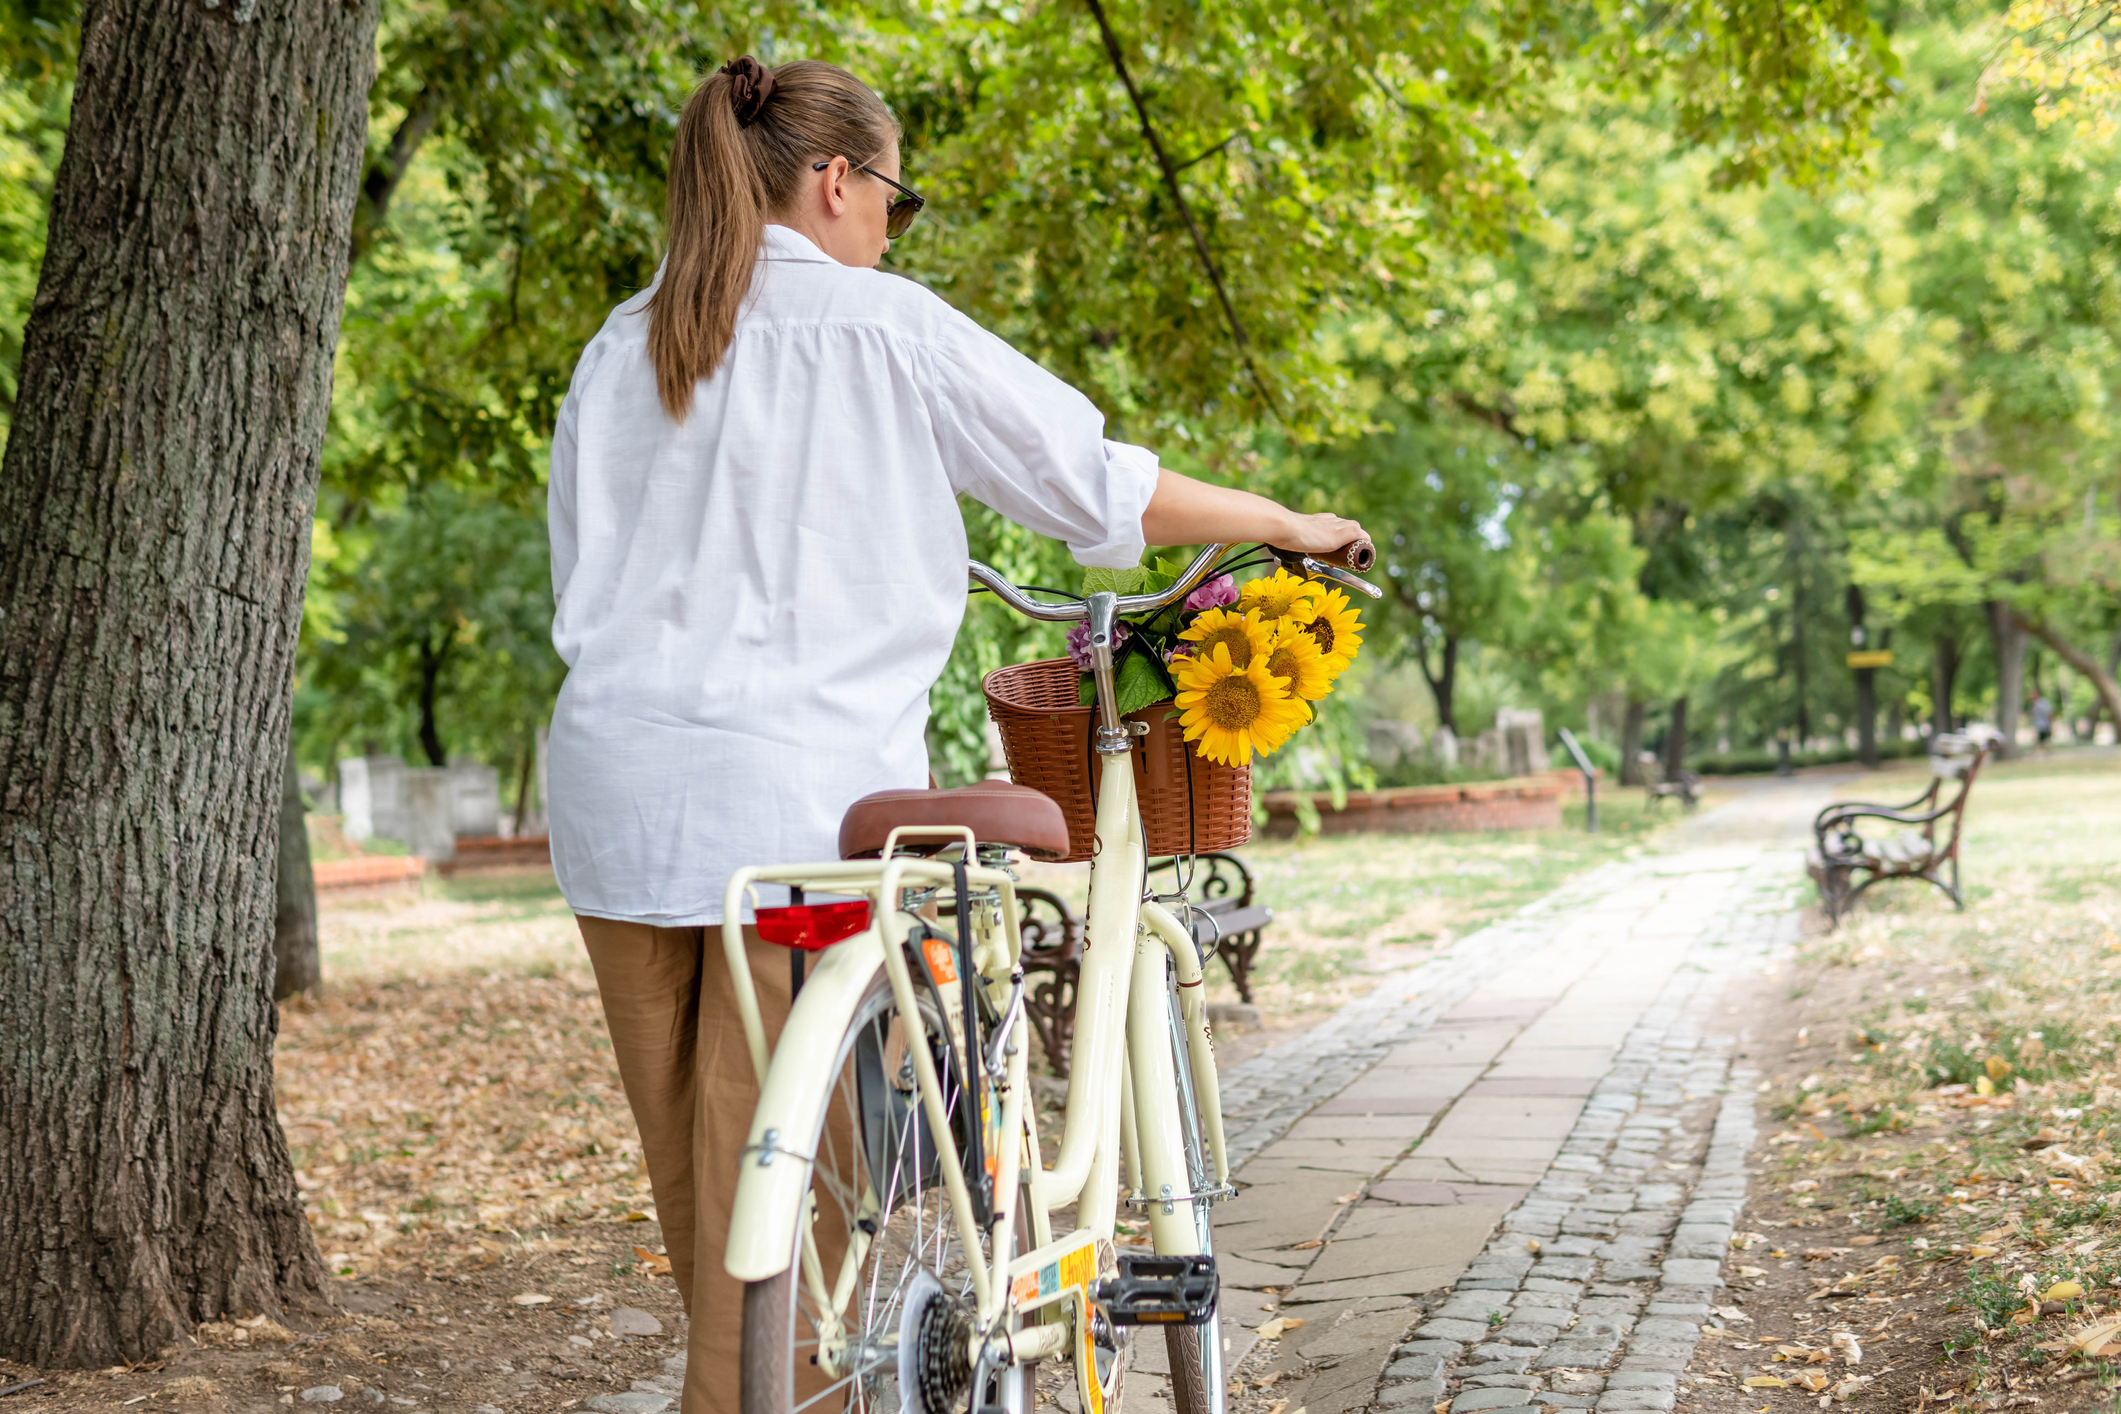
[1079,0,1276,415]
[2010,610,2121,733]
[351,85,442,265]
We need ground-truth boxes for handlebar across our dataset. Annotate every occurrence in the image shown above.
[966,538,1381,622]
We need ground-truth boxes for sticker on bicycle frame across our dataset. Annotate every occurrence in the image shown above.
[920,933,958,984]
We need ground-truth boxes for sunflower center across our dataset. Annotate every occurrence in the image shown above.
[1254,588,1301,618]
[1267,645,1302,681]
[1199,622,1255,669]
[1203,675,1264,731]
[1308,618,1336,655]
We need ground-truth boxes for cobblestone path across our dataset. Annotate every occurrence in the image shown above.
[1124,779,1835,1414]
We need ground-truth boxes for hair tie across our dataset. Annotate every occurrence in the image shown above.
[719,56,776,128]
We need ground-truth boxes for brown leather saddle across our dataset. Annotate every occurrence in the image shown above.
[837,781,1070,862]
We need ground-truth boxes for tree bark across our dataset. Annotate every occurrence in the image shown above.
[1662,695,1689,781]
[1414,631,1459,740]
[1931,633,1959,740]
[1846,584,1877,768]
[416,632,450,767]
[0,0,376,1367]
[274,735,320,1002]
[2011,613,2121,739]
[1619,697,1647,785]
[1985,600,2026,759]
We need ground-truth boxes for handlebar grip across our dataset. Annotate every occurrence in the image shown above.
[1284,538,1375,574]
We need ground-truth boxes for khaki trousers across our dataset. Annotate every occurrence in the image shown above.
[577,916,844,1414]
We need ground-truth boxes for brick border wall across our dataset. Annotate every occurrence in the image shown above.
[1261,773,1568,838]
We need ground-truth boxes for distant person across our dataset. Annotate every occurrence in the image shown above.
[2031,694,2054,750]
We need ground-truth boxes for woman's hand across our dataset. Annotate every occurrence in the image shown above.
[1272,510,1367,556]
[1140,469,1367,555]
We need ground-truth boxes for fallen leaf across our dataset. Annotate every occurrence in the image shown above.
[1969,1245,1999,1259]
[2065,1314,2121,1354]
[623,1211,652,1222]
[1254,1317,1305,1340]
[511,1293,552,1306]
[1334,1192,1359,1204]
[1985,1055,2013,1081]
[1797,1373,1832,1392]
[632,1246,671,1274]
[1831,1375,1873,1399]
[1744,1376,1788,1388]
[1770,1249,1790,1259]
[1289,1239,1323,1251]
[1832,1333,1863,1366]
[1526,1238,1541,1254]
[2042,1281,2085,1302]
[1850,1236,1881,1247]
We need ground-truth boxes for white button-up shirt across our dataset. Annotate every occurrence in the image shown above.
[547,225,1158,925]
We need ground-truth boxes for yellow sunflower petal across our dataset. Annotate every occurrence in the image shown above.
[1236,569,1325,626]
[1177,607,1273,671]
[1173,640,1309,765]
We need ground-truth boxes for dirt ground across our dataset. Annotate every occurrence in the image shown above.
[0,1221,693,1413]
[1683,754,2121,1414]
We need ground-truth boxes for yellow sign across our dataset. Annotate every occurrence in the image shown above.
[1846,650,1893,669]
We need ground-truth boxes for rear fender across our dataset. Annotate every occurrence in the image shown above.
[724,930,885,1282]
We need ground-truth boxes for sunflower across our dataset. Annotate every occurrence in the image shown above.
[1177,607,1272,670]
[1237,569,1323,626]
[1262,621,1333,704]
[1172,643,1310,767]
[1304,585,1367,676]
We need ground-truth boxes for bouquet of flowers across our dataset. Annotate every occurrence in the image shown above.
[1064,561,1366,768]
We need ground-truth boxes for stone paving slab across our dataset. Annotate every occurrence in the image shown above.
[1114,781,1831,1414]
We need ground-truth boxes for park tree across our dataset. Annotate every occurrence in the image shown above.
[0,0,377,1365]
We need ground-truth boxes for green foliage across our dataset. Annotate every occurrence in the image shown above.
[0,70,61,452]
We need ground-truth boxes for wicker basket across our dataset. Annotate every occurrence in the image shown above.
[982,657,1252,863]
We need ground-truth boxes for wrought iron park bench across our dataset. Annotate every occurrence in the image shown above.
[1017,852,1272,1077]
[1638,753,1701,811]
[1806,733,1988,928]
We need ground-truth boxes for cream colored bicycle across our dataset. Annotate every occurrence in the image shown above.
[719,541,1379,1414]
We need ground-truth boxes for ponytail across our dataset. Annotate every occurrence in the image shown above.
[649,59,898,421]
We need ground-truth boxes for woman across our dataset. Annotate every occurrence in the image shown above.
[546,56,1362,1414]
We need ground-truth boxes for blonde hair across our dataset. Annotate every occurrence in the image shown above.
[649,60,898,421]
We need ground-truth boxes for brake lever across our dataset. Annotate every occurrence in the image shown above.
[1303,558,1383,600]
[1270,545,1385,600]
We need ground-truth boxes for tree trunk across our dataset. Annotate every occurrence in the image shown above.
[1415,631,1459,740]
[1619,697,1647,785]
[1932,633,1959,739]
[416,633,449,767]
[1847,584,1877,768]
[274,735,321,1002]
[0,0,376,1367]
[1662,695,1689,780]
[2012,613,2121,740]
[1986,600,2026,760]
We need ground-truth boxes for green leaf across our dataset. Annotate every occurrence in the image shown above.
[1114,652,1174,716]
[1082,566,1149,596]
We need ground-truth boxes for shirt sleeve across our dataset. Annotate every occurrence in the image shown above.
[913,312,1159,569]
[548,387,581,614]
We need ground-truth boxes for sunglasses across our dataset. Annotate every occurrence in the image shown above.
[811,158,927,238]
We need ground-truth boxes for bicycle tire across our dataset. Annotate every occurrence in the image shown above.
[740,962,1023,1414]
[1159,978,1225,1414]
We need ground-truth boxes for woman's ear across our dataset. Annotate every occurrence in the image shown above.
[819,156,851,219]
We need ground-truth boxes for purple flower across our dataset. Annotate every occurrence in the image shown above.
[1065,620,1128,671]
[1164,642,1196,663]
[1185,574,1238,611]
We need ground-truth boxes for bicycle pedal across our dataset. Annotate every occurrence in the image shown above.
[1094,1253,1217,1326]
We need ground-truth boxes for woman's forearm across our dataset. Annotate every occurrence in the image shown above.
[1139,468,1365,555]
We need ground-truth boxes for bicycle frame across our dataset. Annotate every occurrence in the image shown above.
[719,757,1230,1385]
[717,543,1377,1403]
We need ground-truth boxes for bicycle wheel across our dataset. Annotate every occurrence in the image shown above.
[741,962,1027,1414]
[1160,981,1225,1414]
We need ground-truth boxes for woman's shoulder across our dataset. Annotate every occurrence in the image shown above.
[755,258,986,353]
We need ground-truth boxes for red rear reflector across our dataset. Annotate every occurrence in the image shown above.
[755,899,871,951]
